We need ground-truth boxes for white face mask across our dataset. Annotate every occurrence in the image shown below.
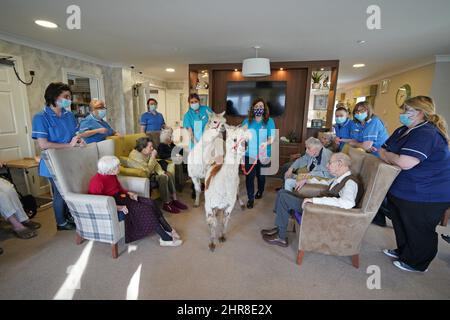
[190,103,200,111]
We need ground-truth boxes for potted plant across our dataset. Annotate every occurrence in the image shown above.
[311,72,324,89]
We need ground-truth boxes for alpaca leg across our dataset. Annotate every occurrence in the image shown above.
[237,194,245,210]
[206,210,217,251]
[219,209,232,243]
[192,177,202,207]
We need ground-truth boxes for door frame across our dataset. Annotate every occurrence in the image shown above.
[61,67,105,100]
[0,52,35,158]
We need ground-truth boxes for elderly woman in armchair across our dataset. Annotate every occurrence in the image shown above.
[88,156,182,247]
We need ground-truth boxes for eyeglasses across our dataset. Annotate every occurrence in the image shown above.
[328,160,341,165]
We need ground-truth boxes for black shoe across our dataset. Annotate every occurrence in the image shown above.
[246,200,254,209]
[260,227,278,236]
[57,222,76,231]
[442,234,450,244]
[255,191,263,199]
[263,234,288,247]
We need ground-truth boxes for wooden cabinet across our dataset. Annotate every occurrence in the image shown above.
[279,142,304,165]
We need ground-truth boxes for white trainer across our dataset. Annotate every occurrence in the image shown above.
[160,238,183,247]
[165,229,181,240]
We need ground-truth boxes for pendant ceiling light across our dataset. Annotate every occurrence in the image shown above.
[242,46,271,77]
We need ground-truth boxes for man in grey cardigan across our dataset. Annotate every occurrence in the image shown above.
[284,137,333,191]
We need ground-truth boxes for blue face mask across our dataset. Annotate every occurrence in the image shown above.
[190,103,200,111]
[254,108,264,117]
[335,116,347,125]
[57,98,72,110]
[399,113,414,126]
[97,109,107,119]
[354,112,367,122]
[149,104,157,111]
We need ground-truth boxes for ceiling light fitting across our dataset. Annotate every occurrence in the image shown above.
[242,46,271,77]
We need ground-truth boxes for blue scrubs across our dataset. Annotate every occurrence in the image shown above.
[383,121,450,203]
[31,105,77,226]
[140,111,165,132]
[182,105,213,149]
[350,116,389,157]
[242,118,276,160]
[78,113,115,144]
[333,118,353,151]
[32,106,78,177]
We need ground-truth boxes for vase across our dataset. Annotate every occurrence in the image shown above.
[312,83,321,89]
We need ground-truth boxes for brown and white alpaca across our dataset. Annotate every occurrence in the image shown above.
[187,111,227,207]
[204,125,251,251]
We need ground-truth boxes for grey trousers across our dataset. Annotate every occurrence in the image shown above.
[273,189,304,239]
[155,172,176,203]
[0,178,28,222]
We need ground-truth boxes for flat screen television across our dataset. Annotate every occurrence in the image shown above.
[225,81,287,117]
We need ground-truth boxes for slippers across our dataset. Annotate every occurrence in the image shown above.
[14,227,37,239]
[22,220,41,230]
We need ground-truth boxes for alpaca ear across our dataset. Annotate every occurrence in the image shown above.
[241,124,248,130]
[219,111,226,117]
[206,110,213,116]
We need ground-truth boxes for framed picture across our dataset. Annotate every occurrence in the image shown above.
[313,94,328,110]
[381,79,390,94]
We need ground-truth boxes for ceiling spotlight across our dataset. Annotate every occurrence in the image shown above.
[320,68,325,71]
[166,68,175,72]
[279,68,284,71]
[353,63,366,68]
[357,40,366,44]
[35,20,58,29]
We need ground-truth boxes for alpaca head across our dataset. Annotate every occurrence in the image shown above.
[226,125,251,158]
[206,111,227,133]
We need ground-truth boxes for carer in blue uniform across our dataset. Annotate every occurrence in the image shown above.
[78,99,118,144]
[32,82,83,230]
[380,96,450,273]
[348,101,389,157]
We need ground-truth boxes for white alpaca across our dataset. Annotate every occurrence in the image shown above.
[204,125,251,251]
[187,112,226,207]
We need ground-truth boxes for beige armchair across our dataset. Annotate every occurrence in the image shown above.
[295,148,401,268]
[42,140,149,258]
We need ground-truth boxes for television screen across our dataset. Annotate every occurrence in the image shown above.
[225,81,287,117]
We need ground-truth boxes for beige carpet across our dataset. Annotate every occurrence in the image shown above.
[1,177,449,300]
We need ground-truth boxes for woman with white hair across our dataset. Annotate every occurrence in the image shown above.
[88,156,182,246]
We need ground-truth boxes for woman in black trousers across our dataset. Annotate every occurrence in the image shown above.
[379,96,450,272]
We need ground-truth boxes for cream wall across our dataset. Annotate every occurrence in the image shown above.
[337,63,435,134]
[0,39,188,140]
[431,61,450,124]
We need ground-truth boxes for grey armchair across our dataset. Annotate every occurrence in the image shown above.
[295,148,401,268]
[43,139,149,258]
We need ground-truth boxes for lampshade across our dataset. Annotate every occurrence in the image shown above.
[242,58,271,77]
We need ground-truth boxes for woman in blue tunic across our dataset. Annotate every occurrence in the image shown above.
[380,96,450,272]
[32,82,85,230]
[242,98,276,209]
[348,101,389,157]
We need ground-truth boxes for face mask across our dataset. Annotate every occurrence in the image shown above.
[190,103,200,111]
[57,98,72,110]
[149,104,157,111]
[335,117,347,125]
[97,109,107,119]
[354,112,367,122]
[254,108,264,117]
[399,113,414,126]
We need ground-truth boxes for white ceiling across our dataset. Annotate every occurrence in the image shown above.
[0,0,449,86]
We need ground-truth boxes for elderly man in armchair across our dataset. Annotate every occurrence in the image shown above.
[283,137,334,192]
[261,152,363,247]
